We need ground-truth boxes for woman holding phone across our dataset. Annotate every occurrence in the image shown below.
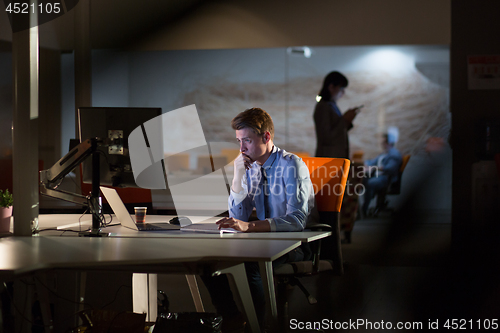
[313,71,363,243]
[313,71,362,159]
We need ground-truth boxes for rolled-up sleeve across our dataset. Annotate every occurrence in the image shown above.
[228,174,253,221]
[268,158,313,232]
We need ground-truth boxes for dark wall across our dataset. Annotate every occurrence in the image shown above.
[451,0,500,257]
[39,48,62,167]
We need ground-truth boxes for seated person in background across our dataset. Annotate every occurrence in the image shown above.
[203,107,316,330]
[362,127,402,216]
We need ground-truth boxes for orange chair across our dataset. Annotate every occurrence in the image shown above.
[372,154,410,216]
[351,150,364,163]
[274,157,350,324]
[302,157,350,270]
[290,151,311,159]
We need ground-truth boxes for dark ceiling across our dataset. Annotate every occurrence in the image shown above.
[87,0,205,49]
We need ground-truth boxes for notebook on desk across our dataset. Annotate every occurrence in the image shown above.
[100,186,180,231]
[180,222,238,233]
[169,215,239,233]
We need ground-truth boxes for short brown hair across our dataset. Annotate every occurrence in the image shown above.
[231,107,275,140]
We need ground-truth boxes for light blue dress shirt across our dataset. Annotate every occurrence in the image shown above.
[228,146,315,231]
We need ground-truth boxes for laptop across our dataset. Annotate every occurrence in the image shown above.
[100,186,180,231]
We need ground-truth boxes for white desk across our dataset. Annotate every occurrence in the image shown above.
[0,236,299,275]
[0,235,300,333]
[38,214,331,242]
[36,214,332,329]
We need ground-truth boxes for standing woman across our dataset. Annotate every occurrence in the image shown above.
[313,71,360,158]
[313,71,362,243]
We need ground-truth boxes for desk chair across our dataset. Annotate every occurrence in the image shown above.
[273,157,350,327]
[372,154,410,217]
[290,151,311,158]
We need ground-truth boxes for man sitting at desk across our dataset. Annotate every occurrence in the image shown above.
[203,107,316,331]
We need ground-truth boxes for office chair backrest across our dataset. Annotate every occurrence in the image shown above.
[400,154,411,173]
[291,151,311,158]
[387,154,410,195]
[302,157,350,213]
[291,157,350,273]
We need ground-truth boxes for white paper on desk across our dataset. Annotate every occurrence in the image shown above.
[180,223,240,234]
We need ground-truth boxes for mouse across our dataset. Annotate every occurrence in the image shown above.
[169,216,191,226]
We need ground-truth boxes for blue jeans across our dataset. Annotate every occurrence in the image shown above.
[362,174,390,214]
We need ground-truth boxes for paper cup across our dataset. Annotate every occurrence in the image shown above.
[134,207,147,223]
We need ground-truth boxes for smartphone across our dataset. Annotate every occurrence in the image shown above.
[355,105,364,113]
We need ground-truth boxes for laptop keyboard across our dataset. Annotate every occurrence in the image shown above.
[137,223,174,231]
[182,223,218,231]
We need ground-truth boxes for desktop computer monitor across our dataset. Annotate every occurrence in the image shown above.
[78,107,162,188]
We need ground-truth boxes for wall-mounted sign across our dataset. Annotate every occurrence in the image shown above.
[468,55,500,90]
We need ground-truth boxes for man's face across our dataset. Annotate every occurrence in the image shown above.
[382,136,391,151]
[235,128,268,164]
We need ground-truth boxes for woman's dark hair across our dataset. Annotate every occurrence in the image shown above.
[318,71,348,101]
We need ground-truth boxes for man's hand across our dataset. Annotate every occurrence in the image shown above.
[232,153,254,193]
[216,217,251,232]
[216,217,271,232]
[239,152,254,170]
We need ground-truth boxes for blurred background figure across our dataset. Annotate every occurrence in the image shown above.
[362,127,402,216]
[313,71,361,159]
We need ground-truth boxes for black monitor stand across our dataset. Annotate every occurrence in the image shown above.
[79,139,108,237]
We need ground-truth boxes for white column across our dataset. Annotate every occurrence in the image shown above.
[132,273,158,322]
